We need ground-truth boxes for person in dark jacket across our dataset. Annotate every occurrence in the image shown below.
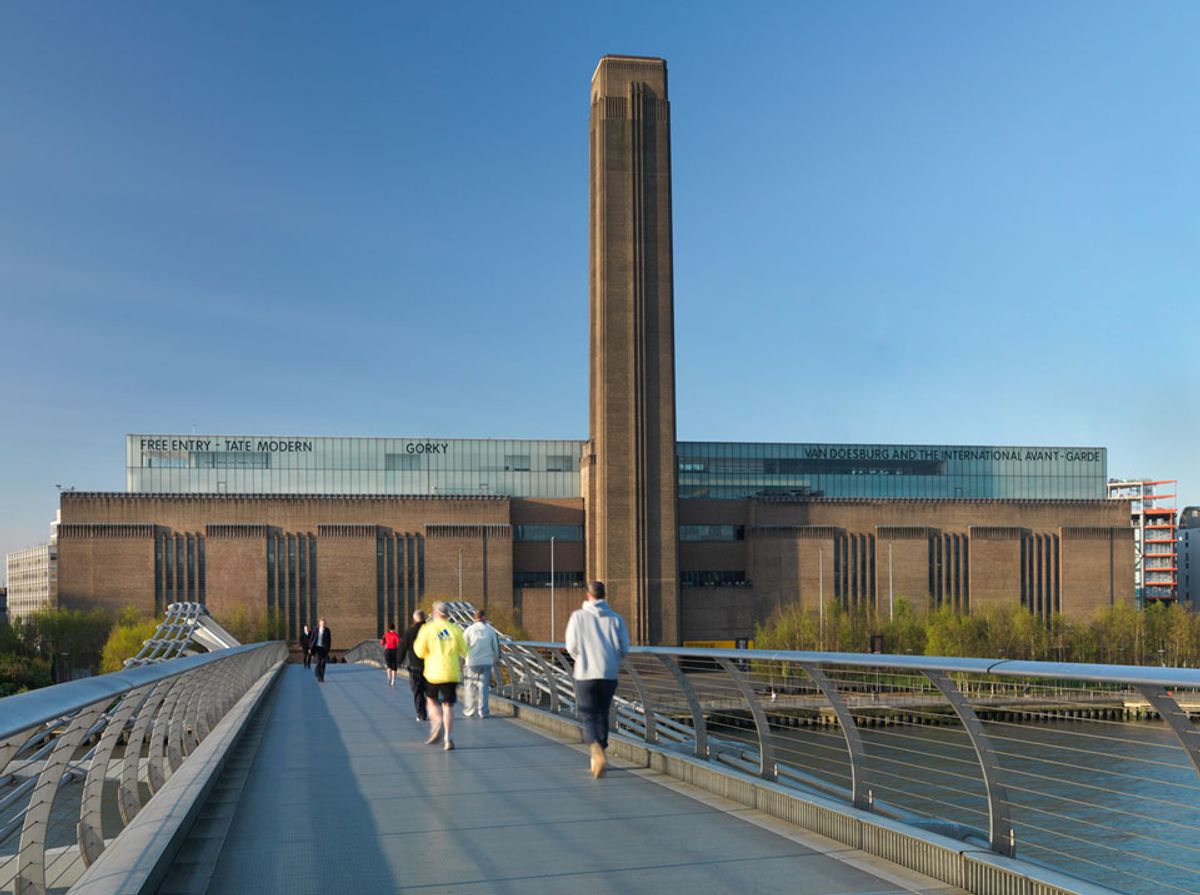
[398,610,428,721]
[299,624,313,669]
[310,618,332,682]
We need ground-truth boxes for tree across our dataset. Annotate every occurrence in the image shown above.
[100,609,161,673]
[482,606,529,641]
[214,605,260,644]
[28,608,113,678]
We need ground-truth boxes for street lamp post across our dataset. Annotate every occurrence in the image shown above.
[458,546,463,600]
[550,536,556,642]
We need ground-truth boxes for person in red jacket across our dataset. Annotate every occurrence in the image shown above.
[381,624,401,687]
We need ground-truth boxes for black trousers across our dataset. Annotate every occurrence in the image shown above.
[575,678,618,749]
[409,668,428,720]
[302,646,312,669]
[314,650,328,681]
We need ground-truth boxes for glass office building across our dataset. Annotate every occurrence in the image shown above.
[128,435,1107,502]
[676,442,1107,500]
[127,435,586,498]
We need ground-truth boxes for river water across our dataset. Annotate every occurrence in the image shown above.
[723,717,1200,895]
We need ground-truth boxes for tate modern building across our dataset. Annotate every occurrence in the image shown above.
[57,58,1132,647]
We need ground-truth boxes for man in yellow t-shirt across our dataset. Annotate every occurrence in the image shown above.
[413,601,468,751]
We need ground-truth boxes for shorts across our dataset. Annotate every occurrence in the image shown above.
[384,648,398,671]
[426,681,458,705]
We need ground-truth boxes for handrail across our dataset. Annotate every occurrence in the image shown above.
[0,641,286,895]
[512,642,1200,689]
[497,640,1200,895]
[0,643,274,742]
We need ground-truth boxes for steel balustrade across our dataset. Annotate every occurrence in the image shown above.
[493,643,1200,895]
[0,642,285,895]
[342,605,1200,894]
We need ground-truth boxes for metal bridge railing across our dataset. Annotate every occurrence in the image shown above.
[496,643,1200,895]
[0,641,286,895]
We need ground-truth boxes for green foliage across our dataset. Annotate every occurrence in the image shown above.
[752,599,1200,667]
[214,605,259,644]
[0,652,52,695]
[27,608,113,677]
[484,606,530,641]
[100,609,161,673]
[254,609,284,643]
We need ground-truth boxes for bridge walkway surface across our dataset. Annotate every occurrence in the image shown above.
[158,664,965,895]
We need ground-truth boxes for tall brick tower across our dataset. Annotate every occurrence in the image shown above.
[585,56,680,645]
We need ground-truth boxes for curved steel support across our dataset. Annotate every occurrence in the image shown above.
[551,651,578,712]
[120,682,169,824]
[17,699,106,895]
[179,665,210,757]
[1136,685,1200,779]
[79,685,153,865]
[621,659,659,745]
[495,655,516,699]
[800,663,873,810]
[518,657,542,705]
[167,674,199,773]
[657,655,708,759]
[147,678,187,794]
[925,669,1015,857]
[718,658,777,780]
[536,653,561,713]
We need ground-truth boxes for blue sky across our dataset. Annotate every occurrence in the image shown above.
[2,3,1198,577]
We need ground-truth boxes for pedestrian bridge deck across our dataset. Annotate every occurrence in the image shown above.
[158,664,963,895]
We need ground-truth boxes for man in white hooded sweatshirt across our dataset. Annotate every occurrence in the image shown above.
[565,580,630,778]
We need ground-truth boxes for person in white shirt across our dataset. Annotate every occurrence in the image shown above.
[462,609,502,718]
[565,581,630,778]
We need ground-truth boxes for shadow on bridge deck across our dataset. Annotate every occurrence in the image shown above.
[159,664,963,895]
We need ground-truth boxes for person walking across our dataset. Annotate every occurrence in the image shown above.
[462,609,501,718]
[565,580,629,778]
[413,601,468,751]
[399,610,428,721]
[381,623,401,687]
[310,617,332,683]
[299,624,313,669]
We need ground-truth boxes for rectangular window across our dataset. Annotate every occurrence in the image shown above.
[288,535,297,641]
[186,535,195,601]
[375,537,385,639]
[197,537,206,606]
[546,454,574,472]
[308,537,318,627]
[679,525,744,542]
[266,535,276,623]
[513,524,584,541]
[190,451,271,469]
[154,534,164,616]
[175,535,185,605]
[298,534,308,630]
[512,571,586,588]
[385,453,421,471]
[680,570,749,587]
[417,537,425,603]
[143,451,188,468]
[504,454,531,472]
[386,537,395,631]
[407,538,416,616]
